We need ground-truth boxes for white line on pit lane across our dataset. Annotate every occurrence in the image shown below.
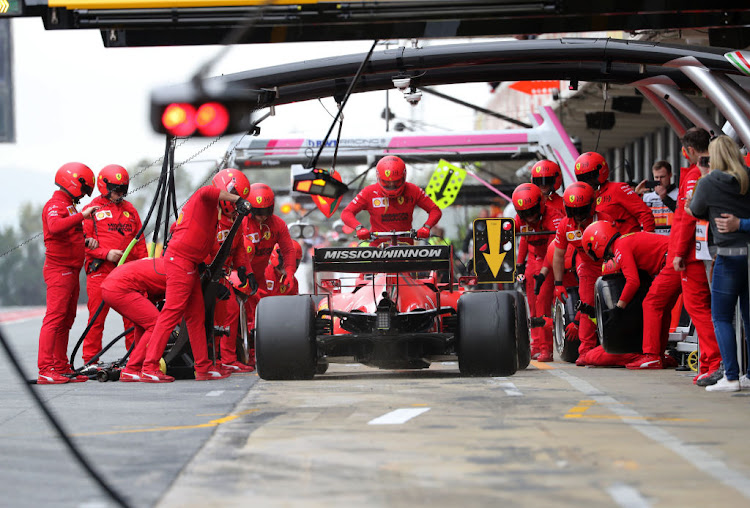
[489,377,523,396]
[206,390,224,397]
[368,408,431,425]
[607,482,652,508]
[551,369,750,501]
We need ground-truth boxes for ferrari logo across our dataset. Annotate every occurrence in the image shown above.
[397,196,404,205]
[246,244,254,254]
[575,163,581,170]
[596,197,602,205]
[256,196,262,204]
[535,167,541,173]
[123,211,130,218]
[280,285,288,293]
[263,230,272,241]
[116,173,123,181]
[569,195,575,203]
[517,198,523,207]
[384,169,391,177]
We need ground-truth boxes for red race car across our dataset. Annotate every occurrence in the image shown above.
[254,230,529,380]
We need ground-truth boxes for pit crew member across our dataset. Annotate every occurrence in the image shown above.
[138,177,253,382]
[552,182,613,364]
[82,165,148,364]
[38,163,98,384]
[512,183,563,361]
[341,155,442,245]
[580,221,675,368]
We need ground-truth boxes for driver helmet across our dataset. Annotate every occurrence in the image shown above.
[531,160,562,192]
[270,241,303,270]
[563,182,596,222]
[97,165,130,201]
[212,168,251,216]
[376,156,407,197]
[55,162,95,201]
[512,183,545,221]
[582,221,620,262]
[574,152,609,189]
[248,183,275,217]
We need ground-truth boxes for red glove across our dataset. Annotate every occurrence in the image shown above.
[554,283,568,304]
[282,267,295,284]
[356,227,371,240]
[416,226,431,239]
[565,322,579,341]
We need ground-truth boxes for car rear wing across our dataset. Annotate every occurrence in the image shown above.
[314,245,452,274]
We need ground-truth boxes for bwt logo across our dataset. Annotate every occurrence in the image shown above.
[304,138,387,148]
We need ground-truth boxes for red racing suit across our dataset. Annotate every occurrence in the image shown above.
[554,212,612,355]
[515,208,564,355]
[38,191,88,374]
[610,232,669,306]
[340,182,442,244]
[595,180,655,234]
[243,214,295,286]
[644,165,720,373]
[82,196,147,362]
[100,257,167,372]
[208,213,250,366]
[140,186,223,374]
[545,192,565,215]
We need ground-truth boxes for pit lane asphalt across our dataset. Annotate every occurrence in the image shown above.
[2,310,750,507]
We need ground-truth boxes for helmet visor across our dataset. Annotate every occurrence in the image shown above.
[380,178,404,190]
[80,178,94,197]
[532,176,557,188]
[565,203,592,221]
[106,182,129,196]
[517,203,541,221]
[576,169,600,188]
[252,205,274,217]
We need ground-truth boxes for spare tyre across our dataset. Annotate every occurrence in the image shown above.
[553,286,581,363]
[596,271,652,354]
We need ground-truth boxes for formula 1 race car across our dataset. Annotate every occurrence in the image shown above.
[254,231,530,380]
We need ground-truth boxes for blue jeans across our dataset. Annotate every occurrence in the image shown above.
[711,255,750,381]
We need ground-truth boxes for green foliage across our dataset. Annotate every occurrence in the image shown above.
[0,203,46,305]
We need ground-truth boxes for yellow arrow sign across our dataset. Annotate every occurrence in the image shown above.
[0,1,9,14]
[481,219,507,277]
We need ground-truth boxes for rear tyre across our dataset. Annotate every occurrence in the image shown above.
[458,291,517,377]
[256,295,317,380]
[514,291,531,370]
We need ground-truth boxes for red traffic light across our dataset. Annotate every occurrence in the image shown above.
[196,102,230,137]
[161,102,231,137]
[161,103,197,137]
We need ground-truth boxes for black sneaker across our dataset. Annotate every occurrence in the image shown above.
[696,368,724,387]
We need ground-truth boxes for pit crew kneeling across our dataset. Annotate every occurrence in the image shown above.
[580,221,677,368]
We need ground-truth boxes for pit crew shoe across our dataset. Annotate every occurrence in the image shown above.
[696,369,724,387]
[221,361,254,373]
[661,354,679,369]
[139,369,175,383]
[705,376,740,392]
[536,351,553,362]
[195,369,231,381]
[37,369,70,385]
[575,349,592,366]
[740,375,750,390]
[248,349,256,368]
[119,368,141,382]
[625,354,662,370]
[59,368,88,382]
